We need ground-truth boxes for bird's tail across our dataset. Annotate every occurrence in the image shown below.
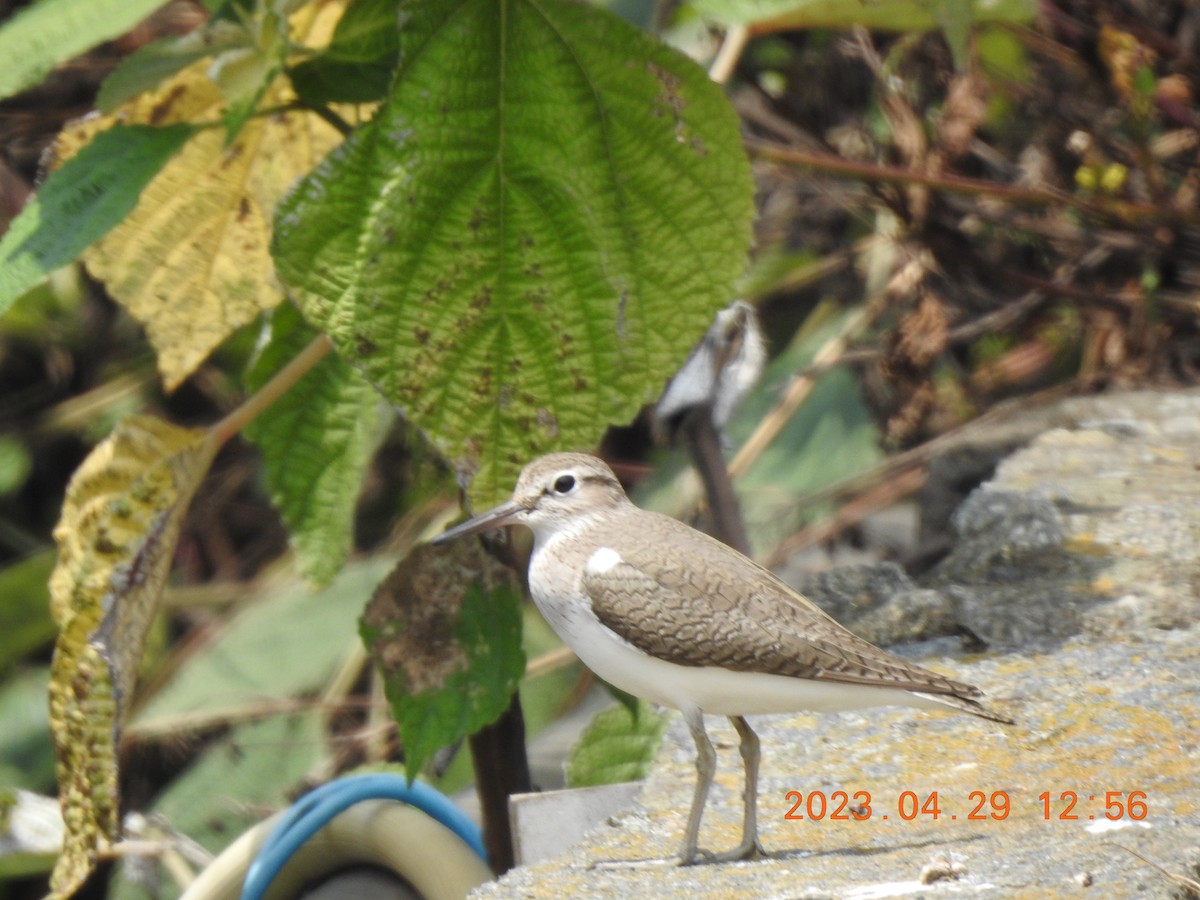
[912,690,1014,725]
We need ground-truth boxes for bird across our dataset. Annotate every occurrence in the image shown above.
[433,452,1011,865]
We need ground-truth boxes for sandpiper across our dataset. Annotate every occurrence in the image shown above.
[434,452,1010,864]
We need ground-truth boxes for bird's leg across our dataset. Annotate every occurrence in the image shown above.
[713,714,765,861]
[679,708,716,865]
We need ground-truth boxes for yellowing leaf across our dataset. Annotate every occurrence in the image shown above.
[47,416,217,897]
[0,124,194,315]
[54,6,344,391]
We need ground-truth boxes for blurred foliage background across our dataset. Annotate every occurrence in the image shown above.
[1,0,1198,896]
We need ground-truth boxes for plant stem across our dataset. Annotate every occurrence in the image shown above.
[469,694,531,874]
[682,407,751,555]
[709,25,748,85]
[745,138,1200,226]
[728,304,872,479]
[210,333,333,446]
[301,102,355,136]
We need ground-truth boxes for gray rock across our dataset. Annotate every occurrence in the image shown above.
[793,563,960,648]
[925,392,1200,647]
[926,488,1109,649]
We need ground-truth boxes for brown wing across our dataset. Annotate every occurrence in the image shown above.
[582,510,984,701]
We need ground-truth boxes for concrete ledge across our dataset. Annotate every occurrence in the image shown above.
[475,634,1199,897]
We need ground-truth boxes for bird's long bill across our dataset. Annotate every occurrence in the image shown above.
[432,500,524,545]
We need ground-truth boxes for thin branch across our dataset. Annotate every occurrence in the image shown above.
[745,243,860,303]
[682,408,752,554]
[123,695,383,742]
[161,849,199,890]
[525,645,576,678]
[1116,844,1200,894]
[945,290,1049,345]
[762,465,928,568]
[210,333,333,446]
[728,303,873,479]
[365,668,392,764]
[753,385,1090,567]
[103,841,170,859]
[709,25,748,85]
[315,641,371,770]
[36,373,150,435]
[254,102,356,136]
[300,102,355,137]
[999,267,1143,312]
[769,382,1077,525]
[745,138,1200,227]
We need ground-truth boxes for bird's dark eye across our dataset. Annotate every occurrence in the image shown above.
[553,474,576,494]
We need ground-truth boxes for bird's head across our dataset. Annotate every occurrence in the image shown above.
[432,452,629,544]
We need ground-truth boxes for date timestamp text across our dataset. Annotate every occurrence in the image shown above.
[782,790,1148,822]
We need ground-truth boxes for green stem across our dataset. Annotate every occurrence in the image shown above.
[298,102,355,136]
[253,102,354,136]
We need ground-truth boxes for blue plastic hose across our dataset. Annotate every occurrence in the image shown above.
[239,773,487,900]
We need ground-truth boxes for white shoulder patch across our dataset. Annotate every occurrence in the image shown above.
[586,547,623,575]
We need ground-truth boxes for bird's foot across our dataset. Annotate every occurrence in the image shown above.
[680,841,766,866]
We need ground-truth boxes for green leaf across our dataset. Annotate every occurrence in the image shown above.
[566,701,668,788]
[978,26,1030,85]
[427,604,584,797]
[289,0,400,104]
[689,0,1035,31]
[428,604,584,797]
[0,0,175,101]
[244,305,388,587]
[148,713,324,854]
[97,38,204,113]
[361,543,525,780]
[932,0,972,70]
[273,0,754,507]
[209,11,288,142]
[289,55,395,104]
[96,27,242,113]
[0,435,32,494]
[134,557,393,724]
[0,668,55,792]
[0,552,56,677]
[0,124,194,316]
[311,0,401,58]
